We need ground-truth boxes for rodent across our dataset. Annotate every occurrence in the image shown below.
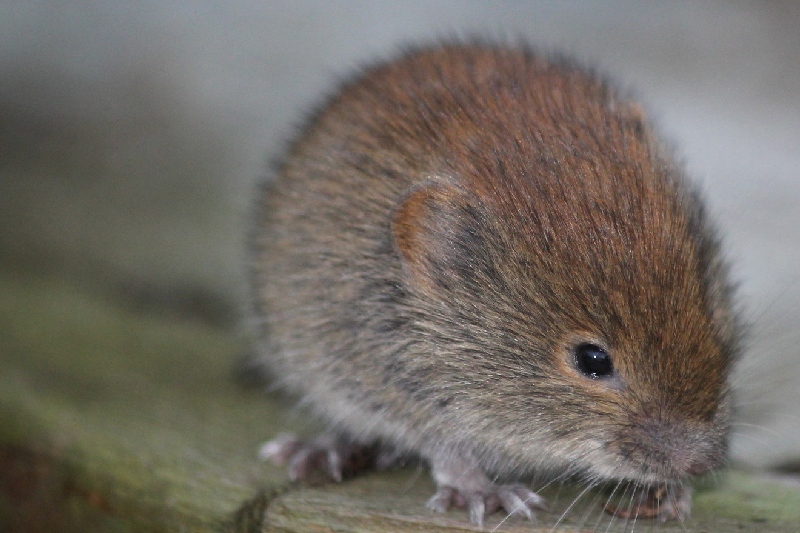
[249,42,740,525]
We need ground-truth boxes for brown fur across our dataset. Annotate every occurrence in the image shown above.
[250,42,739,502]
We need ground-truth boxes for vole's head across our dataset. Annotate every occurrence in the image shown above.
[392,171,738,487]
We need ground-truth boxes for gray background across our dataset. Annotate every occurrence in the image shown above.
[1,1,798,469]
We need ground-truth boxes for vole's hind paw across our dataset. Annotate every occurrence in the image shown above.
[259,432,383,484]
[427,483,546,525]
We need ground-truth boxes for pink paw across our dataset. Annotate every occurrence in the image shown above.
[426,483,546,525]
[604,483,691,521]
[259,433,383,484]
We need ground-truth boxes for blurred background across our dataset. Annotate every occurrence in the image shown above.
[1,1,798,470]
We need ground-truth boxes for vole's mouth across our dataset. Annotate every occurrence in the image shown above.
[584,443,717,485]
[588,460,677,485]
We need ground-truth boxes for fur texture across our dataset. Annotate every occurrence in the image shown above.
[249,42,740,521]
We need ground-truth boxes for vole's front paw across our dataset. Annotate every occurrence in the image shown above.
[604,483,691,521]
[428,454,545,525]
[259,432,382,484]
[427,483,546,525]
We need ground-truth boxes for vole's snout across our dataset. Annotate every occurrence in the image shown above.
[686,458,714,477]
[636,420,723,480]
[657,436,719,478]
[614,406,726,481]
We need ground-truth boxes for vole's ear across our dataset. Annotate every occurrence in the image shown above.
[616,100,647,123]
[613,100,651,143]
[391,180,485,290]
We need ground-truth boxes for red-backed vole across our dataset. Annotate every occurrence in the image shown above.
[249,43,740,525]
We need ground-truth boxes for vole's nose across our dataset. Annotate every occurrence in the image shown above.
[686,458,714,477]
[620,409,726,479]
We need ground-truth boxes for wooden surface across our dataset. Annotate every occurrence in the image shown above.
[1,268,799,532]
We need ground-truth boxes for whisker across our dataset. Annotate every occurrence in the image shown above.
[744,277,800,340]
[600,480,623,533]
[548,480,598,533]
[731,421,782,438]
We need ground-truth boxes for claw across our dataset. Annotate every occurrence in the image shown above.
[427,483,545,525]
[513,485,547,512]
[287,446,316,481]
[426,486,455,513]
[468,493,486,525]
[258,433,301,464]
[326,448,344,482]
[259,433,382,484]
[498,489,532,520]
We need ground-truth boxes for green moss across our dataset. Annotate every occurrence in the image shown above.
[0,270,293,531]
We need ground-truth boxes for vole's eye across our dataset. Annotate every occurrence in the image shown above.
[574,343,614,379]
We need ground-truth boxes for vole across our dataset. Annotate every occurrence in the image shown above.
[249,42,740,525]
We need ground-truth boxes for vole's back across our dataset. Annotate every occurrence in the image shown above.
[250,44,738,491]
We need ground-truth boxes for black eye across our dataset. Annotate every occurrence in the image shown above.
[574,343,614,379]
